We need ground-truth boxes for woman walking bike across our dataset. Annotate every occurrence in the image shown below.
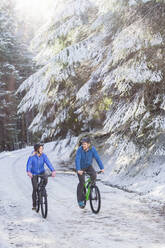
[26,143,56,211]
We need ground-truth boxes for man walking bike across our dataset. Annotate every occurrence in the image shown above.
[26,143,56,210]
[75,137,104,208]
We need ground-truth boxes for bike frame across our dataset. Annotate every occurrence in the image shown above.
[37,173,51,190]
[84,177,92,201]
[84,171,102,201]
[38,177,46,191]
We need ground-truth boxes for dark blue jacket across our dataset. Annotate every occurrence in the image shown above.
[26,153,55,175]
[75,146,104,171]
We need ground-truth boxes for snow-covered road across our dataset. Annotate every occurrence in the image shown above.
[0,147,165,248]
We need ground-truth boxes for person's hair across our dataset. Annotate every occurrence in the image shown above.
[34,143,44,152]
[80,136,91,144]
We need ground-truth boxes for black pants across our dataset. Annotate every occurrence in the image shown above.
[31,174,48,207]
[77,166,96,202]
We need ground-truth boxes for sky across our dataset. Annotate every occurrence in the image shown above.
[14,0,55,25]
[12,0,57,43]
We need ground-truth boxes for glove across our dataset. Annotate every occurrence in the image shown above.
[27,171,33,178]
[51,171,56,177]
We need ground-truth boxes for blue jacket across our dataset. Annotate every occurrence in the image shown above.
[26,153,55,175]
[75,146,104,171]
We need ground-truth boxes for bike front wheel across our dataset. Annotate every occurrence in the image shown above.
[41,190,48,218]
[89,185,101,214]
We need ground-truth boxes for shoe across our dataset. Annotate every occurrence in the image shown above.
[78,201,85,208]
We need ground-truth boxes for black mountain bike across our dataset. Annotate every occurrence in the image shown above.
[77,171,102,214]
[36,174,51,218]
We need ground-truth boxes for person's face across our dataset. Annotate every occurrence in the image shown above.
[82,142,90,151]
[38,146,43,154]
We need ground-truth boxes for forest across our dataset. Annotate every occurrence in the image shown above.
[1,0,165,174]
[1,1,165,247]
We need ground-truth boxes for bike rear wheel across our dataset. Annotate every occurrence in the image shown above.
[36,190,40,213]
[77,183,86,208]
[89,185,101,214]
[41,190,48,218]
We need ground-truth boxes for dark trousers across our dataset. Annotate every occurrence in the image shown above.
[77,165,96,202]
[31,174,48,207]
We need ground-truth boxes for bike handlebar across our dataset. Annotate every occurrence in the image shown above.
[83,170,103,175]
[97,171,103,174]
[37,174,52,178]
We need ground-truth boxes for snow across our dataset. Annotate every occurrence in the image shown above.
[1,142,165,247]
[113,61,162,84]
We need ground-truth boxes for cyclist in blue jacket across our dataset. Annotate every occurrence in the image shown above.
[26,143,56,210]
[75,137,104,208]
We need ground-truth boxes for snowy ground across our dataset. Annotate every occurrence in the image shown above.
[1,145,165,248]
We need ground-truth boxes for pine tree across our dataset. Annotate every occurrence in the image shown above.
[18,0,165,152]
[0,0,34,151]
[17,0,105,140]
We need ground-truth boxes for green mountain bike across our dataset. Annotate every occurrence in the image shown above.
[77,171,102,214]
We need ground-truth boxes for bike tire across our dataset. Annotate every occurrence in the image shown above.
[89,185,101,214]
[77,183,86,208]
[41,191,48,218]
[36,190,40,213]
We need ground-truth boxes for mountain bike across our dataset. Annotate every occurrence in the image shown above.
[77,171,102,214]
[36,173,51,218]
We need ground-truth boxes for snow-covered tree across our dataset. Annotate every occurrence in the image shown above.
[17,0,111,140]
[0,0,34,150]
[17,0,135,139]
[18,0,165,178]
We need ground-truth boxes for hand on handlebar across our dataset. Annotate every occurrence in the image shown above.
[77,170,84,175]
[27,171,33,178]
[51,171,56,177]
